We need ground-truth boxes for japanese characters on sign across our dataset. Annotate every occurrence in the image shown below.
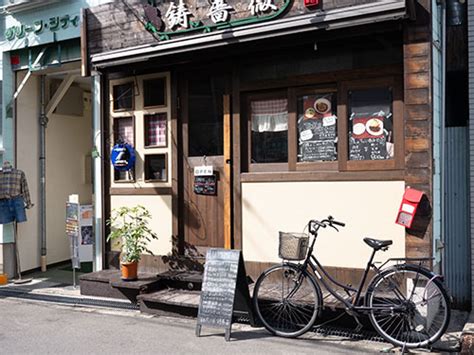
[160,0,283,32]
[5,14,80,41]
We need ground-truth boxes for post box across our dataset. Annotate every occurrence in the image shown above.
[304,0,319,8]
[396,188,424,228]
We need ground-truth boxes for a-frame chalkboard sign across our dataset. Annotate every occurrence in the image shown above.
[195,248,255,341]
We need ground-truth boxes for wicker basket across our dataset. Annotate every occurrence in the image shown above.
[279,232,309,261]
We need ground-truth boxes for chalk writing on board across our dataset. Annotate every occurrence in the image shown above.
[196,249,254,341]
[349,136,387,160]
[194,175,217,195]
[298,117,337,162]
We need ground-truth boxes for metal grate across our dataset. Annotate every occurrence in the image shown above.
[0,289,139,310]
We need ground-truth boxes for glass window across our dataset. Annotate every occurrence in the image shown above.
[143,78,166,107]
[144,154,167,181]
[251,98,288,163]
[348,88,393,161]
[114,116,134,181]
[114,117,134,146]
[113,83,133,111]
[188,74,226,156]
[297,93,337,162]
[144,113,167,147]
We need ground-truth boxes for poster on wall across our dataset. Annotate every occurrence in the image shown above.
[349,116,388,160]
[79,205,94,262]
[298,95,337,162]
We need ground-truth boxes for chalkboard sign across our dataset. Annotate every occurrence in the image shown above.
[194,175,217,195]
[196,249,255,341]
[298,117,337,162]
[349,136,387,160]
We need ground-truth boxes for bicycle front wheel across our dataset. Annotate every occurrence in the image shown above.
[366,265,450,349]
[253,263,321,338]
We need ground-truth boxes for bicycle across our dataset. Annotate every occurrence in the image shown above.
[252,216,451,350]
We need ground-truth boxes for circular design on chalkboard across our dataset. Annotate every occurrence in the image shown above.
[366,118,384,136]
[314,98,331,114]
[305,107,316,119]
[353,123,366,136]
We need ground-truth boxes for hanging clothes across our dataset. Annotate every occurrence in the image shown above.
[0,168,32,224]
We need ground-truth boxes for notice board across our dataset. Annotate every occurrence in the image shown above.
[196,248,255,341]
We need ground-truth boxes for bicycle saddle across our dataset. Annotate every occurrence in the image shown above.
[363,238,393,251]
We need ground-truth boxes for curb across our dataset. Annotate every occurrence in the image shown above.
[461,312,474,354]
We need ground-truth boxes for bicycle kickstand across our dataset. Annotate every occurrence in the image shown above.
[352,314,363,333]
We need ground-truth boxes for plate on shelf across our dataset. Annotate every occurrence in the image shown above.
[365,118,383,136]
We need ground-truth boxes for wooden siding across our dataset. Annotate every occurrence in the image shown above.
[403,1,432,261]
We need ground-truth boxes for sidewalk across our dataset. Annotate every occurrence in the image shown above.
[0,265,469,353]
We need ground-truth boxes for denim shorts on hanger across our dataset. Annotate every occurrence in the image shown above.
[0,196,27,224]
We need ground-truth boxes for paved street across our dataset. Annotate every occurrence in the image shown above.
[0,298,389,354]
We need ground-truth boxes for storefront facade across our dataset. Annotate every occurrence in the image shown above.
[84,0,438,283]
[0,0,113,277]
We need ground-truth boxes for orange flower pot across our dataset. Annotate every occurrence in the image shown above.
[121,261,138,281]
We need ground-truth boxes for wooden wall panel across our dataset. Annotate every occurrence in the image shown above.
[403,1,432,262]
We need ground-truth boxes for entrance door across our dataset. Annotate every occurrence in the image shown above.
[180,72,232,256]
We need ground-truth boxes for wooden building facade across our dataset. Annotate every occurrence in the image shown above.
[83,0,437,283]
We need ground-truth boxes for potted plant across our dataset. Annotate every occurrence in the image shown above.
[106,205,158,281]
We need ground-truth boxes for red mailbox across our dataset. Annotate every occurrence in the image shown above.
[304,0,319,8]
[396,188,424,228]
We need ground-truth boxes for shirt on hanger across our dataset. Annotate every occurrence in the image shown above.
[0,169,32,208]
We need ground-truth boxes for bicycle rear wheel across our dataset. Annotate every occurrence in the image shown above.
[253,263,321,338]
[366,265,450,349]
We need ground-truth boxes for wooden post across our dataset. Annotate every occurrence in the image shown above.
[223,95,232,249]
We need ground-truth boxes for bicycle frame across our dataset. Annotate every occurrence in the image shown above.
[299,224,432,314]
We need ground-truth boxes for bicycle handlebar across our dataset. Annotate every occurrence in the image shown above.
[309,216,346,233]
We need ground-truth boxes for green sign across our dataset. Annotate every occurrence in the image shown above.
[5,14,80,41]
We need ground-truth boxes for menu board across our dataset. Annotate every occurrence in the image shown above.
[196,249,254,341]
[298,94,337,162]
[349,116,388,160]
[194,175,217,195]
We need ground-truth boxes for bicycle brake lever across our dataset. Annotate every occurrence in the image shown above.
[329,224,339,232]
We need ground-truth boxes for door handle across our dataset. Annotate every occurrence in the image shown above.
[225,159,232,164]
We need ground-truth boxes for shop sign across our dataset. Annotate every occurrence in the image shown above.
[5,14,80,42]
[110,143,136,171]
[144,0,292,41]
[194,165,213,176]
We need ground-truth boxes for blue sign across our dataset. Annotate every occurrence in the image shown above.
[111,143,135,171]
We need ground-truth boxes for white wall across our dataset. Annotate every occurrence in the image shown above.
[16,70,92,271]
[242,180,405,268]
[45,88,92,265]
[110,195,173,257]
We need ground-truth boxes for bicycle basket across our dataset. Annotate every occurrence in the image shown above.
[278,232,309,261]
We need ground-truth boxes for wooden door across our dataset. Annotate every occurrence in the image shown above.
[180,72,231,256]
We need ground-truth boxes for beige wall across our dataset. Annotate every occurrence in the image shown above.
[16,72,40,271]
[110,195,173,257]
[242,181,405,268]
[45,89,92,265]
[16,70,92,271]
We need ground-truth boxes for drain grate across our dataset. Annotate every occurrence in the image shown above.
[312,325,385,342]
[0,288,139,310]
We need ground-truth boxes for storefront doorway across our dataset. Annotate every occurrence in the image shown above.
[179,71,232,255]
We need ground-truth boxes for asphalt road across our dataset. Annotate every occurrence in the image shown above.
[0,298,388,354]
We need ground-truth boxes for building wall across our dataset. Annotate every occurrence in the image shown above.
[110,195,173,257]
[45,86,92,265]
[242,181,405,268]
[16,72,40,271]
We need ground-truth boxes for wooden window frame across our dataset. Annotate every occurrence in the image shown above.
[112,82,135,112]
[244,75,404,174]
[142,77,167,109]
[246,90,289,173]
[144,153,168,183]
[339,76,404,172]
[112,115,136,183]
[143,112,168,149]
